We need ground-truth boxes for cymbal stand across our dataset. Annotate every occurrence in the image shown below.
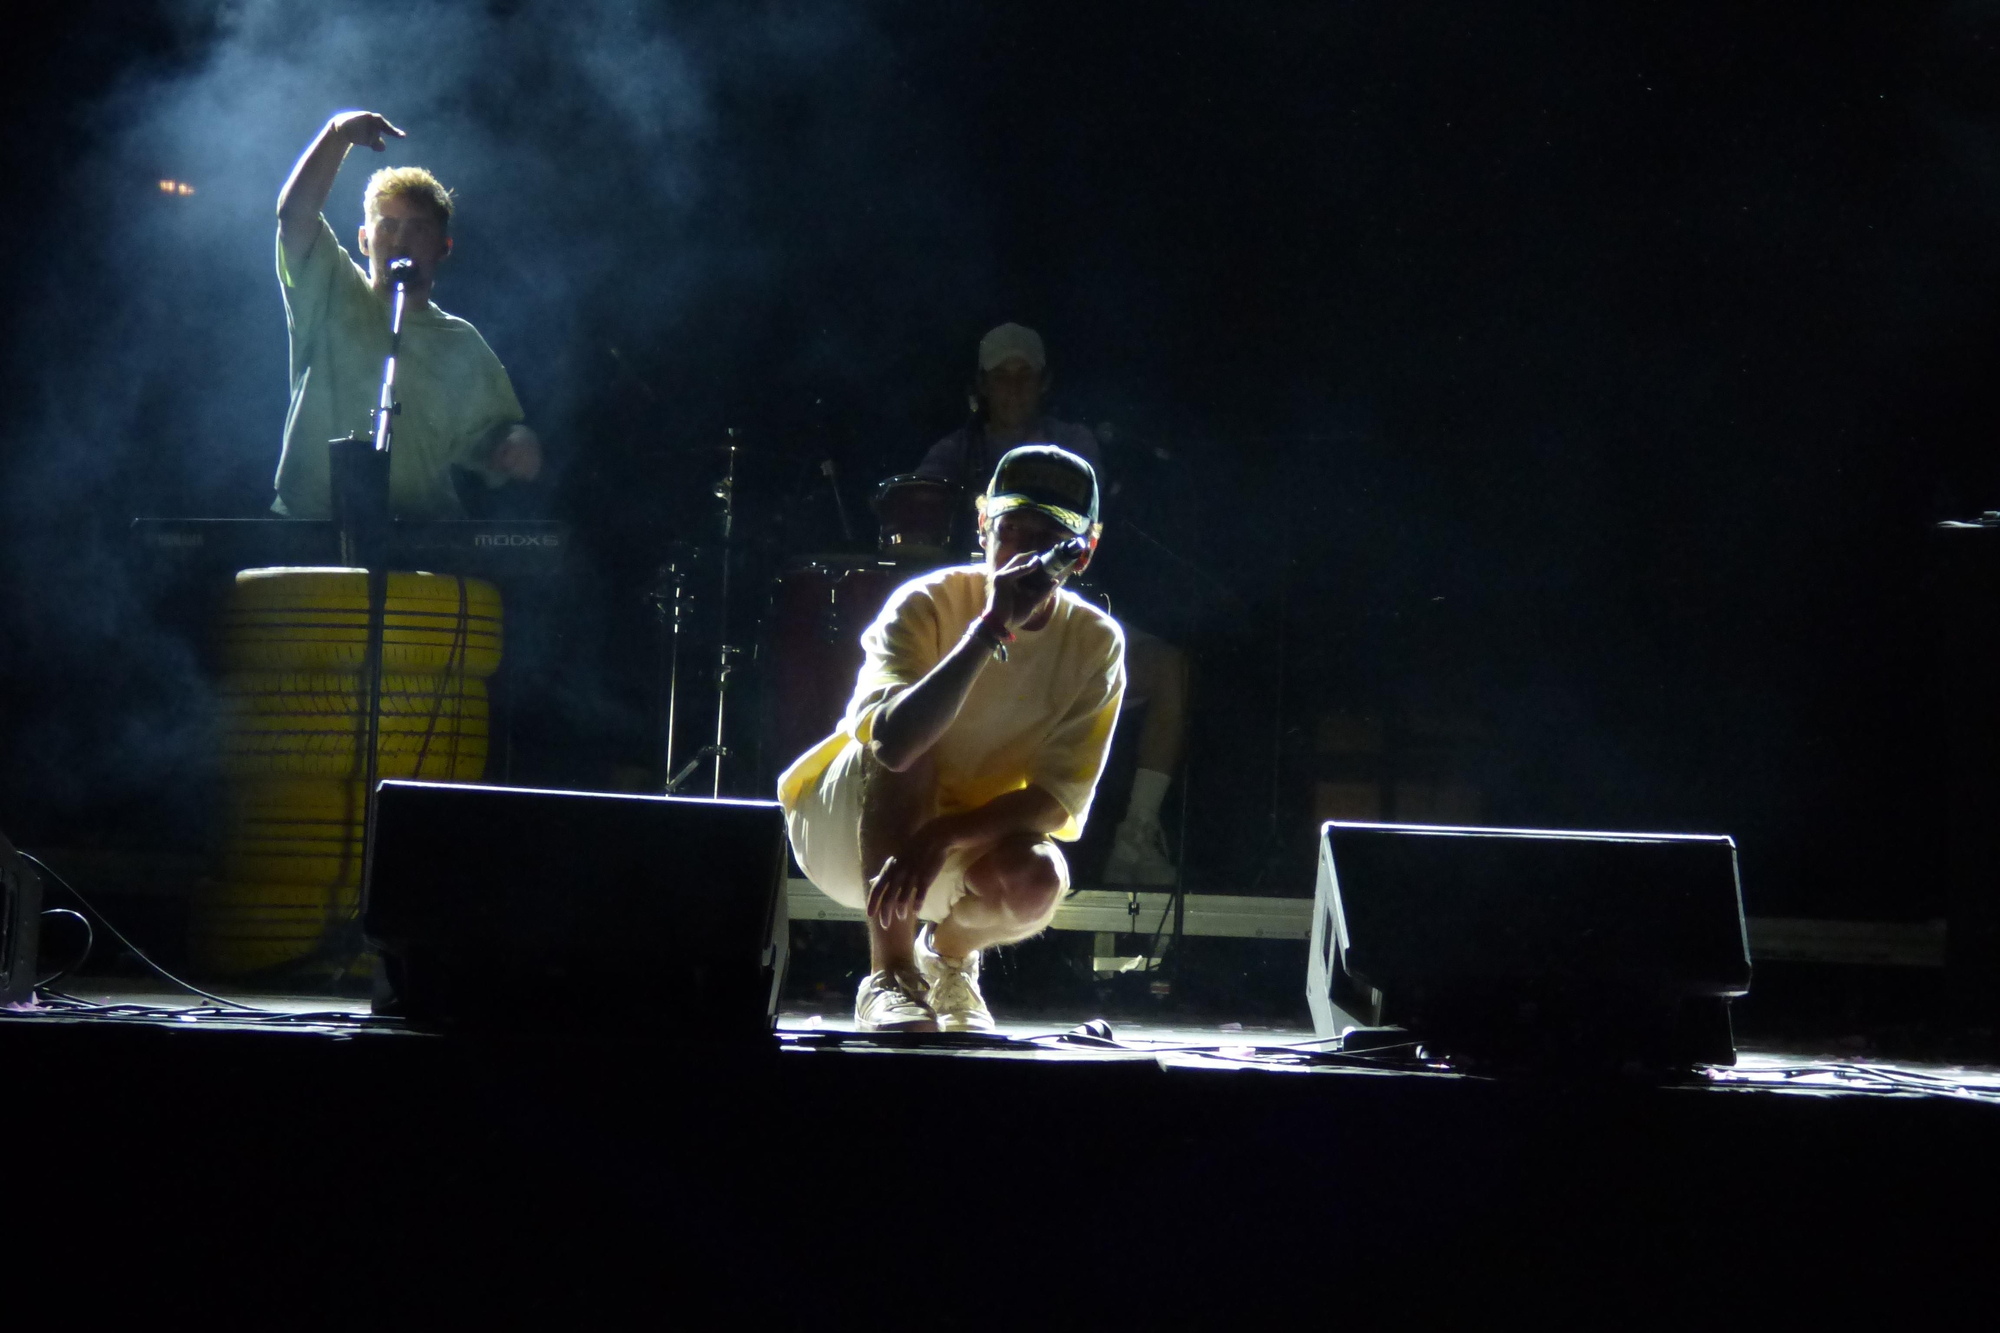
[708,434,745,797]
[665,743,728,795]
[647,550,693,794]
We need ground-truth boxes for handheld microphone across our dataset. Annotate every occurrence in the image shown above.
[1037,537,1088,579]
[387,257,417,286]
[981,537,1087,664]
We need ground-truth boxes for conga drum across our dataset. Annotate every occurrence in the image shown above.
[870,474,962,557]
[767,554,934,768]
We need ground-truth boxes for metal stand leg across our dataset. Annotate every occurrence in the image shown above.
[650,553,691,793]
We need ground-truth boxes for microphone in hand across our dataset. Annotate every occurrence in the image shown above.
[1037,537,1089,580]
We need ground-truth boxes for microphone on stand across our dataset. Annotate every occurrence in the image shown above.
[375,259,418,454]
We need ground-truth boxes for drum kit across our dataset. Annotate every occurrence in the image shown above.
[649,447,974,798]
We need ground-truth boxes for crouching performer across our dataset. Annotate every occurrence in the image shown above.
[778,446,1126,1032]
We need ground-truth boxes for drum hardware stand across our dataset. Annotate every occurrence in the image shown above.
[708,433,746,798]
[664,743,729,794]
[819,458,856,544]
[648,548,694,794]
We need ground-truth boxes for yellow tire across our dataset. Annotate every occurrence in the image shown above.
[201,573,503,976]
[218,568,503,676]
[217,671,489,716]
[216,735,490,781]
[216,674,489,781]
[219,850,364,888]
[221,779,367,884]
[187,879,360,973]
[226,777,368,822]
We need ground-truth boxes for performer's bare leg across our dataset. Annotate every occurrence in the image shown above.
[933,833,1065,957]
[1109,633,1187,884]
[1129,634,1187,775]
[859,747,934,975]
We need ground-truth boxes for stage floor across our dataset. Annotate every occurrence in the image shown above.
[13,972,2000,1303]
[18,979,2000,1105]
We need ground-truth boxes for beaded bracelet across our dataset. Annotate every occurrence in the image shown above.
[972,611,1015,663]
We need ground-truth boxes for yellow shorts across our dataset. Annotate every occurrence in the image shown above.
[785,739,1070,923]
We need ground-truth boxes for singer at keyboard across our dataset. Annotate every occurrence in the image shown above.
[271,110,542,520]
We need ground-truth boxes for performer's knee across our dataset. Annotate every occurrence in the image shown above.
[1125,631,1184,711]
[1137,637,1184,693]
[979,835,1064,924]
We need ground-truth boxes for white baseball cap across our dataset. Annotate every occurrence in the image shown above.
[977,322,1046,372]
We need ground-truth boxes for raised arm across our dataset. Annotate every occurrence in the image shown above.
[277,111,404,268]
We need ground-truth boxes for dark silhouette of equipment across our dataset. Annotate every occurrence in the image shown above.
[1,832,42,1007]
[1308,821,1751,1068]
[1935,518,2000,1032]
[362,780,788,1034]
[129,518,571,580]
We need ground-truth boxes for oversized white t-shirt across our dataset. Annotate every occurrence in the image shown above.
[777,564,1127,841]
[273,216,524,519]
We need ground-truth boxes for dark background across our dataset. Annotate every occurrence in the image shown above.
[3,1,1996,923]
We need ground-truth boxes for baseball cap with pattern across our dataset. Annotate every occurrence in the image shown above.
[983,444,1099,536]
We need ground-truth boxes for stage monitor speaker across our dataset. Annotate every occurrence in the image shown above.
[1,832,43,1007]
[362,781,788,1035]
[1307,821,1751,1068]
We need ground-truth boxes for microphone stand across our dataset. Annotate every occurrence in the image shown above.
[338,261,412,950]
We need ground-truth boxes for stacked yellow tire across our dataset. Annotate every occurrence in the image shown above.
[191,568,503,977]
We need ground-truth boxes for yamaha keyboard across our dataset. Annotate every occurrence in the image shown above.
[130,518,570,580]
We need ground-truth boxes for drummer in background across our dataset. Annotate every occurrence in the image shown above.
[916,323,1183,886]
[916,323,1103,497]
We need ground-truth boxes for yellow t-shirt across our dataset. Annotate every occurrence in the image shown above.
[776,564,1127,842]
[273,217,525,519]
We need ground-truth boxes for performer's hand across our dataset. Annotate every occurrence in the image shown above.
[865,816,963,928]
[332,111,405,153]
[985,551,1057,631]
[489,425,543,481]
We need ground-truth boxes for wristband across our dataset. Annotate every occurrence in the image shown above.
[972,612,1014,663]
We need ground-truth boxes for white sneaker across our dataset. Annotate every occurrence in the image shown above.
[914,925,995,1033]
[854,968,938,1033]
[1104,818,1177,886]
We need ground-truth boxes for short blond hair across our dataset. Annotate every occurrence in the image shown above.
[363,166,454,234]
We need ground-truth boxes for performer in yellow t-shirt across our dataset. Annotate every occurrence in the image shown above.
[779,446,1127,1032]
